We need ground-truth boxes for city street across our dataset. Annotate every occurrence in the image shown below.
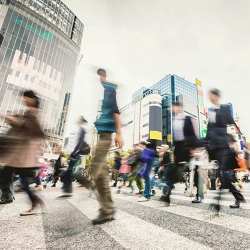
[1,184,250,250]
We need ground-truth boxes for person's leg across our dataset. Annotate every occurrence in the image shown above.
[0,166,14,203]
[61,156,79,194]
[143,175,151,199]
[192,166,202,203]
[135,175,144,193]
[91,133,114,224]
[226,171,246,208]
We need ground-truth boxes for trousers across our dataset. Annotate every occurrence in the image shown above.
[61,155,80,193]
[128,173,144,192]
[0,166,39,204]
[91,133,114,215]
[220,170,245,202]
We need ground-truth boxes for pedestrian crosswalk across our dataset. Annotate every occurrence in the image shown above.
[0,184,250,250]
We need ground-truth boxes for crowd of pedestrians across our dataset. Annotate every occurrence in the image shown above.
[0,68,249,226]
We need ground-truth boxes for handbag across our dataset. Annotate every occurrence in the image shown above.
[79,141,90,155]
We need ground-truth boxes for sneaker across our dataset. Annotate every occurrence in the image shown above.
[57,193,73,199]
[138,197,150,202]
[192,198,202,204]
[230,201,240,209]
[192,200,202,204]
[92,214,115,225]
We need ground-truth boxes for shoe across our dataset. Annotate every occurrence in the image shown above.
[136,191,143,195]
[230,201,240,209]
[92,214,115,225]
[0,199,13,205]
[160,195,170,202]
[57,193,73,198]
[192,198,202,204]
[20,210,37,216]
[138,197,150,202]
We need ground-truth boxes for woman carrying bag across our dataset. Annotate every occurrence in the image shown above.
[0,90,45,216]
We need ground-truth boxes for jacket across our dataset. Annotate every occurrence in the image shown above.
[0,110,45,168]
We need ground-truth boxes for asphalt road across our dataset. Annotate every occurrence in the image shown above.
[1,184,250,249]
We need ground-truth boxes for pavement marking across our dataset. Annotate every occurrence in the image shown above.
[171,189,250,201]
[116,193,250,235]
[42,191,125,250]
[0,194,46,250]
[69,194,211,250]
[170,194,250,209]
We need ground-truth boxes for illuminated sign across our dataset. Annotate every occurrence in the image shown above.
[15,17,53,41]
[7,50,62,102]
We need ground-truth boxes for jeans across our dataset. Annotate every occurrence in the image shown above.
[61,156,80,193]
[143,175,151,199]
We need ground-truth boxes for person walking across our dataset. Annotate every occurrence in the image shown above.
[127,144,144,194]
[0,90,45,215]
[206,88,245,210]
[161,101,198,205]
[60,116,89,197]
[138,141,156,202]
[90,68,123,225]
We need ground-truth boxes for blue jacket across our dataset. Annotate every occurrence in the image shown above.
[138,148,155,178]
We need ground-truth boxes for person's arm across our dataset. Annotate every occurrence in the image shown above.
[191,118,199,138]
[114,113,123,148]
[112,88,123,148]
[3,115,23,126]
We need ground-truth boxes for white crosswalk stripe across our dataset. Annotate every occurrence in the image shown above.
[0,185,250,249]
[169,183,250,209]
[115,192,250,235]
[69,195,211,250]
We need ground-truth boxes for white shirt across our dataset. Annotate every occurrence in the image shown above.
[208,105,220,124]
[173,113,185,142]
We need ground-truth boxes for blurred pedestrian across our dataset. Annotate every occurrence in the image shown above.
[138,141,156,202]
[206,89,245,210]
[127,143,144,195]
[112,151,121,187]
[59,116,89,197]
[90,68,123,225]
[0,90,45,215]
[161,101,198,205]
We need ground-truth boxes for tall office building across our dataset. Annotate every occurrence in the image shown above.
[0,0,83,145]
[121,74,204,147]
[121,89,162,149]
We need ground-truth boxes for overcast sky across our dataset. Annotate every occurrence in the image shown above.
[62,0,250,139]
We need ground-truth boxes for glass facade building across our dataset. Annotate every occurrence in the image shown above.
[0,0,83,144]
[132,74,200,143]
